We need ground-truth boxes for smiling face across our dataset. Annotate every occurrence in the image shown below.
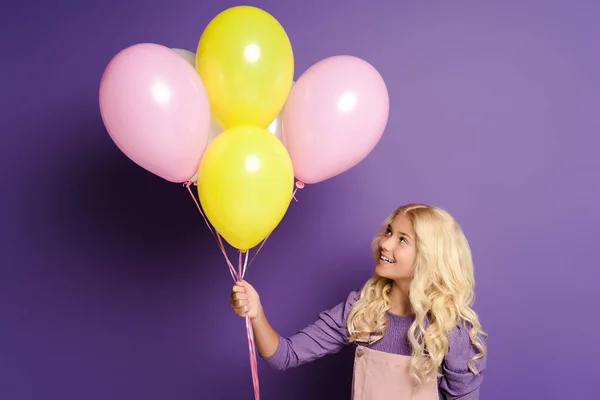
[374,213,417,281]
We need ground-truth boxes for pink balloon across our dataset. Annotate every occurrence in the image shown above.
[282,55,389,184]
[99,43,211,183]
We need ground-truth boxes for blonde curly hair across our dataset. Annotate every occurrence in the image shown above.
[346,204,486,384]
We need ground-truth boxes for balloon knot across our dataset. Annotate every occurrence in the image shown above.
[183,181,192,188]
[295,181,305,189]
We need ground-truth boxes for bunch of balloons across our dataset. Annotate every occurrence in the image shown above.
[99,5,389,398]
[99,5,389,253]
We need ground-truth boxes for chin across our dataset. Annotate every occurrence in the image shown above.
[375,263,411,281]
[374,263,394,279]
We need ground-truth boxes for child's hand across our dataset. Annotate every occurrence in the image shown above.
[230,280,263,320]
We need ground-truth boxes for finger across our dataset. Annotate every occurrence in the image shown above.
[229,293,248,304]
[236,304,251,313]
[231,292,248,301]
[233,299,249,308]
[233,305,251,315]
[231,285,246,293]
[238,280,253,290]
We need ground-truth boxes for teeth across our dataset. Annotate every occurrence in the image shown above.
[380,255,393,263]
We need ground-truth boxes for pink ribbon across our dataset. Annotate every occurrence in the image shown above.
[184,180,303,399]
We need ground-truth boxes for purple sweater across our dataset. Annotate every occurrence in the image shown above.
[263,291,486,399]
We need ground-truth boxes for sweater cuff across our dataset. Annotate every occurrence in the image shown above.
[261,334,289,370]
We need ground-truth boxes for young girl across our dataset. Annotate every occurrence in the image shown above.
[230,204,487,399]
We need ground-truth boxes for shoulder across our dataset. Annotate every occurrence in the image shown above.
[345,290,360,307]
[318,290,360,324]
[439,321,487,398]
[312,291,359,329]
[343,290,361,316]
[447,321,487,361]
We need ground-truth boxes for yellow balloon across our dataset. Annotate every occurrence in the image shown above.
[197,125,294,251]
[196,6,294,129]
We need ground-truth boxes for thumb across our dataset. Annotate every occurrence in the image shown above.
[239,280,255,291]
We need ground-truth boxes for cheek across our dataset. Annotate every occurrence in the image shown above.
[394,247,416,266]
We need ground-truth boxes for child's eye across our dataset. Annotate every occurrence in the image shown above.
[386,228,392,236]
[400,237,408,244]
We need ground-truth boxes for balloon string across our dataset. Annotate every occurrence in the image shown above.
[217,231,238,281]
[184,181,260,400]
[184,182,215,238]
[238,250,260,400]
[184,179,305,400]
[242,248,250,278]
[184,182,237,282]
[233,181,305,400]
[246,313,260,400]
[247,180,304,268]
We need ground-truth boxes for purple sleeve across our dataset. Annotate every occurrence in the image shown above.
[439,322,487,399]
[262,291,359,370]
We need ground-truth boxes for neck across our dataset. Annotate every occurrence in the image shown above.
[389,279,413,316]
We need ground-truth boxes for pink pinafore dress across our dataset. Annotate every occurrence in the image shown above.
[351,344,439,400]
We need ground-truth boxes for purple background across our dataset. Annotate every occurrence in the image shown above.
[1,0,598,399]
